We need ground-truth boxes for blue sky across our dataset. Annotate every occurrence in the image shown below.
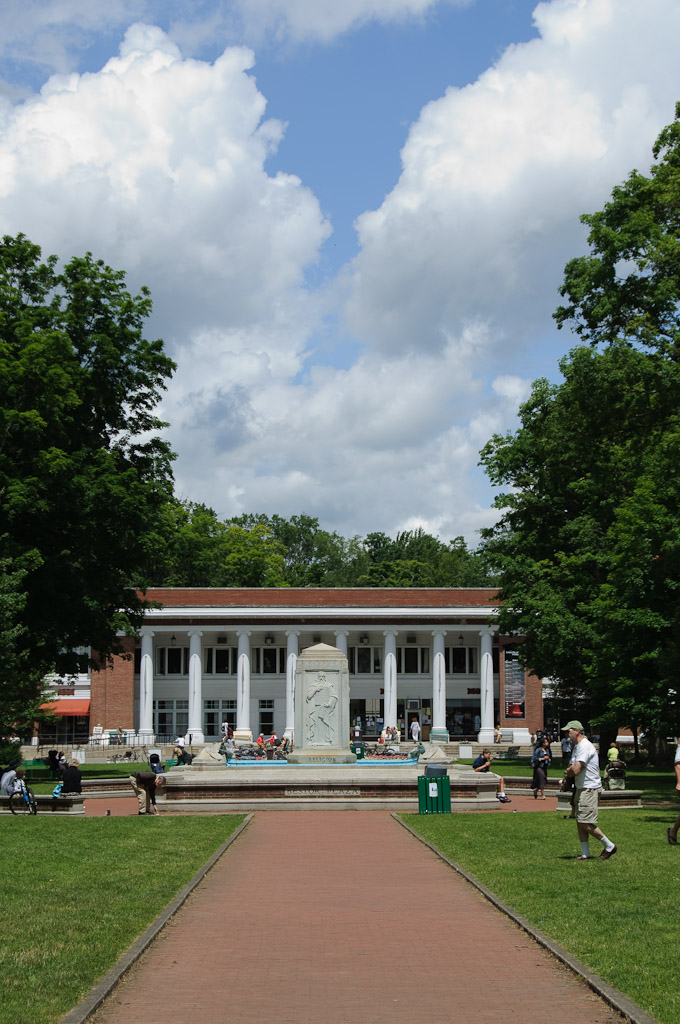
[0,0,678,544]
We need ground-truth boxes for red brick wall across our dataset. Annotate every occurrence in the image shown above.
[523,670,544,736]
[90,638,136,730]
[140,587,500,609]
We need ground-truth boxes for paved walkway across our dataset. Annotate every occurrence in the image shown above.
[91,812,622,1024]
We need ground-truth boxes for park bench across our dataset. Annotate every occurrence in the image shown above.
[494,745,520,760]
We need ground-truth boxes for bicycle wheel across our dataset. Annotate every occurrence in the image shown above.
[9,792,34,815]
[27,788,38,814]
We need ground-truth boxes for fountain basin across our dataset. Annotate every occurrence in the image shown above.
[159,763,502,812]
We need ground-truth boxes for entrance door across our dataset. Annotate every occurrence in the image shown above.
[408,714,423,743]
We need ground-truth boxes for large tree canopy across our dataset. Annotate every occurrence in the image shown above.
[0,233,175,727]
[481,106,680,747]
[145,508,495,590]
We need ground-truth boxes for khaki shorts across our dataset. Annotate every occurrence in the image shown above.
[575,787,599,824]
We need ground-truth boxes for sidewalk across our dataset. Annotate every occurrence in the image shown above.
[91,812,623,1024]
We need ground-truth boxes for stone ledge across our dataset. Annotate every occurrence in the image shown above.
[557,789,643,811]
[0,794,85,815]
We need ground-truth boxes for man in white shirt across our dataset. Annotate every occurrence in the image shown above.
[563,721,617,860]
[666,738,680,845]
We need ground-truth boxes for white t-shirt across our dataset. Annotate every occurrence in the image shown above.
[572,737,601,790]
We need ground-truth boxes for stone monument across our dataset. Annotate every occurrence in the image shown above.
[287,643,357,764]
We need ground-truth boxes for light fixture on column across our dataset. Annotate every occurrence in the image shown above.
[170,634,176,646]
[264,634,274,645]
[360,634,369,645]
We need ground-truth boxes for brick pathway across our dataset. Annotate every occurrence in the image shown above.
[91,812,622,1024]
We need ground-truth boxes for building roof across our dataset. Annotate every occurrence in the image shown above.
[142,587,500,609]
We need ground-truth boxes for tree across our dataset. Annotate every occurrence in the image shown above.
[357,559,436,588]
[555,102,680,357]
[481,106,680,748]
[220,524,288,587]
[0,233,176,724]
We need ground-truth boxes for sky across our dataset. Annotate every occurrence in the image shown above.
[1,0,679,546]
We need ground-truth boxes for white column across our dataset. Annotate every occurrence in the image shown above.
[478,628,495,745]
[383,630,398,734]
[431,630,448,743]
[334,629,349,656]
[235,629,252,743]
[284,630,299,741]
[187,629,205,745]
[138,628,155,741]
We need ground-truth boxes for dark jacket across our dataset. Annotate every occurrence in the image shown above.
[131,771,159,803]
[61,766,82,794]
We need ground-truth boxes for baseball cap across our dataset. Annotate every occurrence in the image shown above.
[562,720,584,732]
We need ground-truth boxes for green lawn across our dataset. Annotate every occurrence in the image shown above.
[0,815,245,1024]
[458,759,678,802]
[403,808,680,1024]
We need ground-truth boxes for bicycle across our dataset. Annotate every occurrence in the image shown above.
[10,779,38,815]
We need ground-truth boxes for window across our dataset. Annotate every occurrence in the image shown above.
[153,699,188,738]
[204,647,237,674]
[203,699,237,738]
[250,647,287,674]
[262,648,277,673]
[156,647,189,675]
[445,647,479,675]
[259,699,275,735]
[398,647,429,673]
[349,647,381,674]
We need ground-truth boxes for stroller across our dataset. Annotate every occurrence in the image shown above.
[149,752,165,775]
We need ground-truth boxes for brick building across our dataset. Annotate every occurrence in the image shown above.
[42,588,544,746]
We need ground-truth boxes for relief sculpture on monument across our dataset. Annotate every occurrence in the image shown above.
[305,671,338,745]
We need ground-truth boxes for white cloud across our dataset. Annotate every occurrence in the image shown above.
[0,24,329,351]
[0,0,468,79]
[229,0,470,44]
[1,1,679,548]
[345,0,680,365]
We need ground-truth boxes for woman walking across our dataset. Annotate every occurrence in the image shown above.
[531,735,552,799]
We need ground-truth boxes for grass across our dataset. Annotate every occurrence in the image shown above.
[402,808,680,1024]
[0,815,245,1024]
[458,759,679,802]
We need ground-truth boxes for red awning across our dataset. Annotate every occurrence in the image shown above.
[40,699,91,717]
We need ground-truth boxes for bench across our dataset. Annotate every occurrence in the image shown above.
[494,746,520,760]
[1,793,85,815]
[24,767,52,782]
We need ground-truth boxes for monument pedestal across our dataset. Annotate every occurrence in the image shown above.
[290,642,356,765]
[287,749,357,765]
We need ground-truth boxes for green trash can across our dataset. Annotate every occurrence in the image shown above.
[351,741,365,760]
[418,772,451,814]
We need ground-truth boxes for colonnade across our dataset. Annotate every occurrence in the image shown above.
[138,626,498,745]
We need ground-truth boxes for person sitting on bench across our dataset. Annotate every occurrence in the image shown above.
[472,749,511,803]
